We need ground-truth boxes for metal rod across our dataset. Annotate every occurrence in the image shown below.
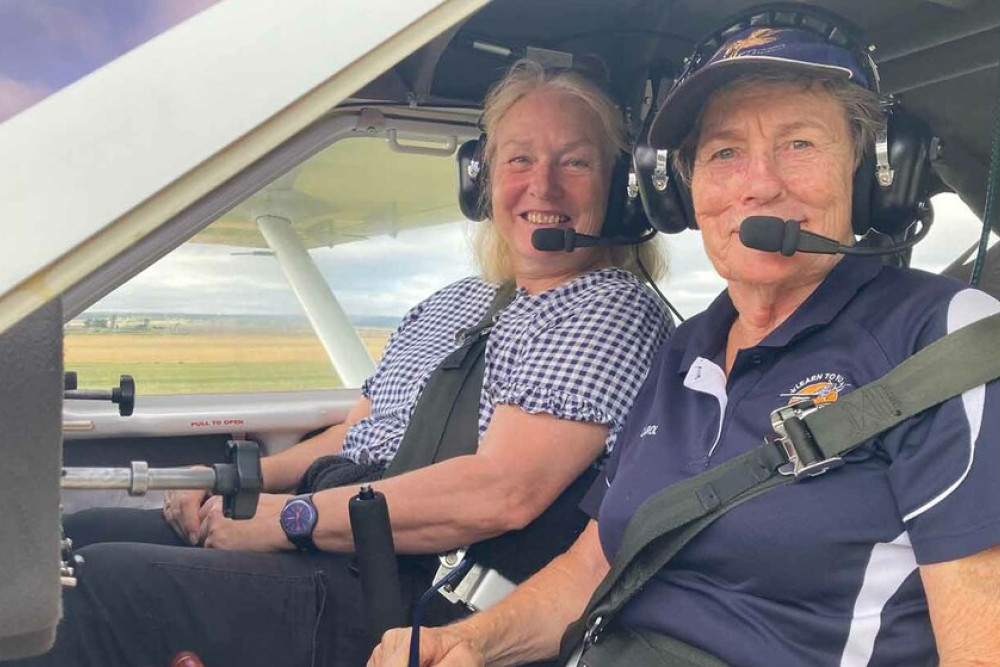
[64,389,112,401]
[61,466,217,495]
[256,214,375,386]
[471,40,513,58]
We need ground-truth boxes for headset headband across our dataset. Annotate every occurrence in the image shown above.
[649,4,882,150]
[635,4,937,239]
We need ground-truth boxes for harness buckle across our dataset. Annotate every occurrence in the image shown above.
[583,614,604,647]
[434,549,516,612]
[770,400,843,480]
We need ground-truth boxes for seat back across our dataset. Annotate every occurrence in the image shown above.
[0,300,63,659]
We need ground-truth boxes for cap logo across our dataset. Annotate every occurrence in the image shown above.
[721,28,782,59]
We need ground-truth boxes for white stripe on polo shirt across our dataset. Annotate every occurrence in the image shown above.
[839,532,918,667]
[903,288,1000,523]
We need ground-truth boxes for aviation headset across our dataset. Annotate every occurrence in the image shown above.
[634,4,938,238]
[456,67,653,243]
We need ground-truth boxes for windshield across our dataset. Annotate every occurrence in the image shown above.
[65,133,471,394]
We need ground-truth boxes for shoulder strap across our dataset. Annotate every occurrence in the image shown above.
[802,310,1000,461]
[561,311,1000,658]
[384,282,516,478]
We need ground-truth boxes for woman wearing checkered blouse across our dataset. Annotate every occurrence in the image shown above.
[34,61,672,667]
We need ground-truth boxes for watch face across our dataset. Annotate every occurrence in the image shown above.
[281,498,317,537]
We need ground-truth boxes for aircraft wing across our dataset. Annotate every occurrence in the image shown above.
[193,131,465,250]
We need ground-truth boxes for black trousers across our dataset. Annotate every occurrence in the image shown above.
[2,509,466,667]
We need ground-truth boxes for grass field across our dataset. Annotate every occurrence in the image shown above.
[64,330,391,395]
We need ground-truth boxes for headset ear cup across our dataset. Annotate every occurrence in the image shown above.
[852,151,875,236]
[633,143,693,233]
[869,107,934,235]
[457,136,488,221]
[602,155,631,237]
[605,152,654,239]
[671,162,698,230]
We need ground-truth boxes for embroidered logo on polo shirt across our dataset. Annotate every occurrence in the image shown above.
[640,424,659,438]
[781,372,850,406]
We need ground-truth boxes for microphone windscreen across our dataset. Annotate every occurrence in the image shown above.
[739,216,787,253]
[531,228,572,252]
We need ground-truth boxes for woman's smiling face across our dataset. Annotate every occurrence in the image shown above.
[489,88,613,284]
[691,82,856,291]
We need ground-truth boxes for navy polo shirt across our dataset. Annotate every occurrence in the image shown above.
[586,255,1000,666]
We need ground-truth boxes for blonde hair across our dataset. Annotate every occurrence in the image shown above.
[471,59,667,284]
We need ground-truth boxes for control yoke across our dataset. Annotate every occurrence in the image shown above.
[60,440,263,587]
[61,440,263,519]
[59,374,264,588]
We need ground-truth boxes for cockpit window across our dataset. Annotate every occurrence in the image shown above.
[61,123,991,397]
[65,135,471,395]
[913,193,993,272]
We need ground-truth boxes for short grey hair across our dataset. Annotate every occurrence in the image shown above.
[472,59,667,284]
[672,69,884,185]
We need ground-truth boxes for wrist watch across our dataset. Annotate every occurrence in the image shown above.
[280,494,319,552]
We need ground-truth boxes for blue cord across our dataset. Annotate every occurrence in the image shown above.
[408,558,473,667]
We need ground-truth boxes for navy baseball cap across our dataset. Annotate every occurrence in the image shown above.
[649,26,872,149]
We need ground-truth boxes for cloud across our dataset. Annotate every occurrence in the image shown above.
[88,223,473,319]
[87,220,715,321]
[83,192,988,325]
[911,193,987,272]
[139,0,218,25]
[0,76,52,122]
[0,3,117,83]
[0,0,224,124]
[313,224,474,317]
[130,0,221,47]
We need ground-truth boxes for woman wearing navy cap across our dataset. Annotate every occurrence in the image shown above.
[372,8,1000,667]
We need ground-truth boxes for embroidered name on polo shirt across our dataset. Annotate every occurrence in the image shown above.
[781,372,850,406]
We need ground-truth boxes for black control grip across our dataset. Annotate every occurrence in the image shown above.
[349,485,406,639]
[213,440,262,520]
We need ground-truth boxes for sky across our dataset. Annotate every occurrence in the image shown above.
[8,1,991,325]
[88,192,987,324]
[0,0,220,123]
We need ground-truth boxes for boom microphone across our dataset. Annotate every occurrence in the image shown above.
[739,216,931,257]
[739,217,844,256]
[531,227,656,252]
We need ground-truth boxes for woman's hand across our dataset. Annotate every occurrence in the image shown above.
[197,492,295,552]
[163,478,211,545]
[368,626,485,667]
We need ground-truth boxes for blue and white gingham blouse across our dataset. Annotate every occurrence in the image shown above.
[342,268,672,464]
